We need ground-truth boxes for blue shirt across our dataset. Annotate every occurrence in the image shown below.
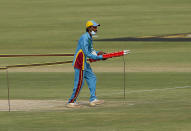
[73,32,103,70]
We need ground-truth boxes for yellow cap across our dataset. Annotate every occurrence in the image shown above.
[86,20,100,28]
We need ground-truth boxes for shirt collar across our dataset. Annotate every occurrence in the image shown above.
[86,32,92,40]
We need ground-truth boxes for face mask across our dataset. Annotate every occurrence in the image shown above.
[90,30,96,36]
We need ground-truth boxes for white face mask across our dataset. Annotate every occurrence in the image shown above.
[90,30,96,36]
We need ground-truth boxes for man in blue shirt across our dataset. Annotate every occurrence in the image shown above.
[67,20,105,108]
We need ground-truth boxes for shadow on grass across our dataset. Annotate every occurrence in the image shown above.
[95,33,191,42]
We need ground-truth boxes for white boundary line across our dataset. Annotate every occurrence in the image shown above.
[98,86,191,97]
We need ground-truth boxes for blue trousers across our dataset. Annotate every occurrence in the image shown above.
[68,64,97,103]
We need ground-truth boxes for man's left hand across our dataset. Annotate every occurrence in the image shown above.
[97,51,107,60]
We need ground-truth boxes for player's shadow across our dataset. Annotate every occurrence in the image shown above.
[95,37,191,42]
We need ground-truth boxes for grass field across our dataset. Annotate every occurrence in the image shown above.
[0,0,191,130]
[0,72,191,131]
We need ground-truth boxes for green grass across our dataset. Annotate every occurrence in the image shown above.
[0,72,191,100]
[0,0,191,53]
[0,42,191,70]
[0,0,191,130]
[0,0,191,71]
[0,72,191,131]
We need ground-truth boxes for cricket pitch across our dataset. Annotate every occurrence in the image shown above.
[0,100,134,112]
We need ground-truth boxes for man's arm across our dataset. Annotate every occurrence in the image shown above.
[81,38,103,60]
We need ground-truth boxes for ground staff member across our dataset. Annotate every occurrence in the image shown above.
[67,20,105,108]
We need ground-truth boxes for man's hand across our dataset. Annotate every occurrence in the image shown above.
[97,51,107,60]
[97,51,106,55]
